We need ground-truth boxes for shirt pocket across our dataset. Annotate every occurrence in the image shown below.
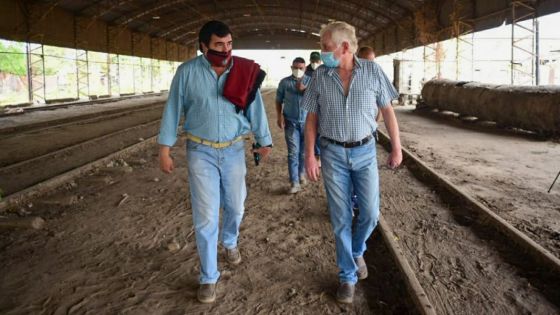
[353,79,377,101]
[353,86,377,114]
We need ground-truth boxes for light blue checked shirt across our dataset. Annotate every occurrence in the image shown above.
[158,55,272,147]
[302,56,398,142]
[276,74,312,123]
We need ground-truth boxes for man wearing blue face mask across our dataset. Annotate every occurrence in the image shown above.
[276,57,311,193]
[302,21,402,304]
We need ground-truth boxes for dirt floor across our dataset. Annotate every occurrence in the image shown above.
[1,92,559,314]
[377,148,558,314]
[0,105,163,195]
[0,95,167,132]
[0,91,413,314]
[385,106,560,257]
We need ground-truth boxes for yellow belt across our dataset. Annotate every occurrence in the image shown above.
[186,134,243,149]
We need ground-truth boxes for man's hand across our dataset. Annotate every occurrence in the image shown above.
[277,115,285,129]
[305,155,321,181]
[253,146,272,162]
[296,80,306,92]
[387,149,402,169]
[159,146,174,173]
[160,154,174,173]
[380,105,402,170]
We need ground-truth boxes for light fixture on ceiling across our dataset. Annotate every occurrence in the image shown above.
[152,16,160,20]
[243,13,251,17]
[265,40,271,43]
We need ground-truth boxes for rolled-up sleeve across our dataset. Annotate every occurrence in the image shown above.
[374,63,398,108]
[302,72,319,113]
[157,65,185,147]
[246,89,273,146]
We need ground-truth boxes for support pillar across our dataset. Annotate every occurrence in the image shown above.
[27,43,46,104]
[511,0,537,85]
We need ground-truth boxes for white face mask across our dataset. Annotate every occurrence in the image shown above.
[311,62,320,70]
[292,69,304,78]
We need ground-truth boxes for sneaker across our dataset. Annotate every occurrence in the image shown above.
[197,283,217,303]
[225,247,242,265]
[300,174,308,186]
[289,182,301,194]
[336,282,355,304]
[355,256,368,280]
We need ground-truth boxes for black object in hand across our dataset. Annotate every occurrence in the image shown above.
[252,143,261,166]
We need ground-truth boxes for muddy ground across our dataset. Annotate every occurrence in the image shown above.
[386,106,560,257]
[0,91,413,314]
[0,107,163,196]
[0,95,167,133]
[1,92,559,314]
[376,148,558,314]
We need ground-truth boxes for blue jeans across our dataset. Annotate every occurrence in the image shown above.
[319,137,380,284]
[284,119,305,183]
[186,139,247,284]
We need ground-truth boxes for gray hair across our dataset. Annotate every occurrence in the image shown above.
[320,21,358,53]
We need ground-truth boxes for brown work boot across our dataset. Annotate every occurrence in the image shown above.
[336,282,355,304]
[225,247,242,265]
[355,256,368,280]
[197,283,217,303]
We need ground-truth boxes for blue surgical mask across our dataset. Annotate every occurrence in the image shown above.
[321,51,340,68]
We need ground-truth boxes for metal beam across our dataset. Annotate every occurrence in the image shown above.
[511,0,537,85]
[155,4,383,43]
[111,0,211,26]
[450,0,474,80]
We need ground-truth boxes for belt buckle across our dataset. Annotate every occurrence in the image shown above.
[214,141,227,149]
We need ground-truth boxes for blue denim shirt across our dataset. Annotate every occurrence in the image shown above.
[276,74,311,123]
[158,55,272,147]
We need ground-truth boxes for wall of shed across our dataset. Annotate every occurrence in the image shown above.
[0,0,194,62]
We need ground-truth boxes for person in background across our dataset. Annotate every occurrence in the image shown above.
[304,51,323,167]
[357,46,375,60]
[305,51,322,76]
[158,20,272,304]
[276,57,311,193]
[303,21,402,304]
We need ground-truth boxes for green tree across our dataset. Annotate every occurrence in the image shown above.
[0,41,27,76]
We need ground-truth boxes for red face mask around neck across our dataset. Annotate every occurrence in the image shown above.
[206,49,232,67]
